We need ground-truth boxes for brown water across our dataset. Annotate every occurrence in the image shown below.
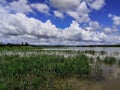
[43,47,120,55]
[43,47,120,90]
[67,77,120,90]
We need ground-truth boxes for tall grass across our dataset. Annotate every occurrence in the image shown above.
[0,54,91,90]
[0,46,119,89]
[103,56,116,65]
[118,60,120,67]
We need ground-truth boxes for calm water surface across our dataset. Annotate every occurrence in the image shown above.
[43,47,120,54]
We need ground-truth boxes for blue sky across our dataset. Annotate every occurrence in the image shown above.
[27,0,120,28]
[0,0,120,45]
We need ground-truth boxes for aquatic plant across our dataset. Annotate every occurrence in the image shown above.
[100,51,107,55]
[103,56,116,65]
[0,53,91,89]
[118,60,120,67]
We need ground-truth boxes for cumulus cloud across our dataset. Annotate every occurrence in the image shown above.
[49,0,81,11]
[9,0,32,13]
[1,0,50,14]
[53,10,64,19]
[67,11,90,23]
[89,21,101,30]
[76,1,90,15]
[31,3,50,14]
[86,0,105,10]
[50,0,90,23]
[0,0,120,45]
[109,14,120,26]
[49,0,105,23]
[0,13,58,38]
[104,27,112,33]
[0,0,6,4]
[0,7,110,45]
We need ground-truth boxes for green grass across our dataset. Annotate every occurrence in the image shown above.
[118,60,120,67]
[100,51,107,55]
[0,46,119,90]
[103,56,116,65]
[0,53,91,90]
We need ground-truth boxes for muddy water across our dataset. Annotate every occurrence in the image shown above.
[101,64,120,80]
[43,47,120,55]
[68,77,120,90]
[43,47,120,90]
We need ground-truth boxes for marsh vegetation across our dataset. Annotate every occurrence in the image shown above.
[0,46,120,90]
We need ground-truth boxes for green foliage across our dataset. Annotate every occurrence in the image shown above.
[118,60,120,67]
[0,53,91,90]
[100,51,107,55]
[1,46,117,89]
[103,56,116,65]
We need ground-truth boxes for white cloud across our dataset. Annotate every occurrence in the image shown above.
[58,21,107,42]
[9,0,32,13]
[50,0,90,23]
[86,0,105,10]
[104,27,112,33]
[0,7,110,45]
[1,0,50,15]
[49,0,81,11]
[67,11,90,23]
[53,10,64,19]
[59,21,82,41]
[0,5,8,15]
[76,1,90,15]
[0,6,119,45]
[0,12,58,38]
[49,0,105,23]
[0,0,7,4]
[75,1,90,23]
[89,21,100,30]
[109,14,120,26]
[0,0,120,45]
[31,3,50,14]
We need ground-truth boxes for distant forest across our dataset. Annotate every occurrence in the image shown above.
[0,42,120,47]
[0,42,29,46]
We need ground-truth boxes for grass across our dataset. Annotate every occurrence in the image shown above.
[100,51,107,55]
[118,60,120,67]
[0,53,91,90]
[103,56,116,65]
[0,46,119,90]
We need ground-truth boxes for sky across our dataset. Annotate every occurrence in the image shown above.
[0,0,120,45]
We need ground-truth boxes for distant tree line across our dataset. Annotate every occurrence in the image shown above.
[79,45,120,47]
[0,42,29,47]
[0,42,120,47]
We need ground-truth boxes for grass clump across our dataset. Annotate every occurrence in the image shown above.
[118,60,120,67]
[100,51,107,55]
[103,56,116,65]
